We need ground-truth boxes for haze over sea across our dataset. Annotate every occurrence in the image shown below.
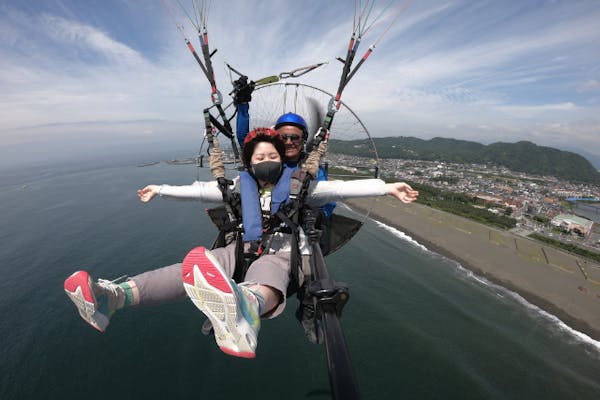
[1,154,599,399]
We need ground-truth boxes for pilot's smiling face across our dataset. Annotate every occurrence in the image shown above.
[277,125,304,161]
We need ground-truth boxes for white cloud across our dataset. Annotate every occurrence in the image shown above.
[0,6,208,139]
[2,0,600,165]
[40,14,145,65]
[494,103,577,119]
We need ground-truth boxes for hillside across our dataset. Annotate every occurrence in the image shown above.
[328,137,600,184]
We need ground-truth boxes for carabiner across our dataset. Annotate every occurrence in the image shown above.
[279,62,326,79]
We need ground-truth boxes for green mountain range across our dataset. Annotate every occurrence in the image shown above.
[328,137,600,184]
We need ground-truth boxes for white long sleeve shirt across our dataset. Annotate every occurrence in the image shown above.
[156,178,388,254]
[157,178,388,206]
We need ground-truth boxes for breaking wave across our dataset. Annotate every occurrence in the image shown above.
[371,217,600,355]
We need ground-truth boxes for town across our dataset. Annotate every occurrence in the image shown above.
[325,153,600,255]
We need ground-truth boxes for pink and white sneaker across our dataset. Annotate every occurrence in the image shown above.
[64,270,125,332]
[182,247,261,358]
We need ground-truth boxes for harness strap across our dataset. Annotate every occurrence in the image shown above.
[278,168,315,294]
[289,169,308,200]
[275,209,301,295]
[208,112,240,162]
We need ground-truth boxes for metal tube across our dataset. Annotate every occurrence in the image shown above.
[311,243,360,399]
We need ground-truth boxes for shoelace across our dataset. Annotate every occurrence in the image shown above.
[96,275,128,293]
[95,276,129,311]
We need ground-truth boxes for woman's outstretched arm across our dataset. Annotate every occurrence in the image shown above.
[136,181,224,203]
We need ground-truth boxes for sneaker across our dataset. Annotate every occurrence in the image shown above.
[64,270,126,332]
[182,247,260,358]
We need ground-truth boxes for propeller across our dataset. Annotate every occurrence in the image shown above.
[305,97,324,153]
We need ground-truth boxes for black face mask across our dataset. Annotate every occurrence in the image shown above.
[250,161,282,184]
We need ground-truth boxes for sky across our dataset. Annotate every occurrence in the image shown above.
[1,0,600,168]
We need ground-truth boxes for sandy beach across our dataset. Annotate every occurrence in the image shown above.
[346,197,600,341]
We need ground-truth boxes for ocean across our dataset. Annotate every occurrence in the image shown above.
[1,160,599,399]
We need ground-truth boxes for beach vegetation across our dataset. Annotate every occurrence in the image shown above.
[528,233,600,263]
[398,180,517,230]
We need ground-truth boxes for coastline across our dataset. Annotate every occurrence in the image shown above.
[346,197,600,341]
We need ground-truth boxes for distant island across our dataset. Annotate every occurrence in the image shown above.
[328,137,600,184]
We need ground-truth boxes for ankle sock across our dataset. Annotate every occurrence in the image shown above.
[118,282,135,307]
[250,289,266,316]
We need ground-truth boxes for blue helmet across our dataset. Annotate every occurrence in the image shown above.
[274,112,308,139]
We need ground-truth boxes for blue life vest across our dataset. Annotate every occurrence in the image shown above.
[239,167,293,241]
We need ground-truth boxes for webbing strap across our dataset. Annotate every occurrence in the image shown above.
[275,209,301,295]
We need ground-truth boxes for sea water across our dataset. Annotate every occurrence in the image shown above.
[1,160,599,399]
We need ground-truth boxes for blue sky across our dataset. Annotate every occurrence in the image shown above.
[2,0,600,167]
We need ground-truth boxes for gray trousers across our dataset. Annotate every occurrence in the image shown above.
[130,243,292,317]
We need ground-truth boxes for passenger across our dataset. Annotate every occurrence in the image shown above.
[64,128,418,358]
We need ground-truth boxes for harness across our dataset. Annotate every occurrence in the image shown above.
[206,167,307,294]
[206,166,363,300]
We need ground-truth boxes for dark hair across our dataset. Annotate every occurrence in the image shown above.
[242,128,286,169]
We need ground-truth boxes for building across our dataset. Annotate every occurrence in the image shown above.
[551,214,594,236]
[473,194,504,206]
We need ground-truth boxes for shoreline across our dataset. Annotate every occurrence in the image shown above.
[346,198,600,342]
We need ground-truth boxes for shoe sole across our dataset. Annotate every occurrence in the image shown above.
[182,247,257,358]
[64,271,108,332]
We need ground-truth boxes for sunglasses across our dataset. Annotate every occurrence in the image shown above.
[282,134,302,143]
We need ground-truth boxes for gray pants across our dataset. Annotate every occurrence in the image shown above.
[130,243,291,317]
